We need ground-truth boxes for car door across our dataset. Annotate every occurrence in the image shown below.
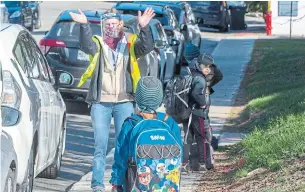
[20,32,51,168]
[28,35,61,161]
[168,9,184,64]
[154,22,176,83]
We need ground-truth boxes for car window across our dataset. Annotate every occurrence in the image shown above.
[49,21,101,40]
[27,37,50,82]
[168,10,178,28]
[18,33,41,79]
[13,42,27,72]
[153,23,168,43]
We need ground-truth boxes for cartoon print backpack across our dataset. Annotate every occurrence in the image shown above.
[125,113,183,192]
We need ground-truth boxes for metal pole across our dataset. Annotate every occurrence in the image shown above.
[290,1,293,39]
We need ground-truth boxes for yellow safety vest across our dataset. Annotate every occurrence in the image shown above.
[77,34,141,93]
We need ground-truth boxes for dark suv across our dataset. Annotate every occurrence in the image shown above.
[188,1,230,32]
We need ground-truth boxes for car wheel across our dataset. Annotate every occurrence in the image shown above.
[25,146,35,192]
[4,168,16,192]
[38,128,64,179]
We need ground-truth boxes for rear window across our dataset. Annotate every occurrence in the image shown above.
[48,21,101,40]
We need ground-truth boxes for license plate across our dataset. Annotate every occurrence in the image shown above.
[77,50,89,61]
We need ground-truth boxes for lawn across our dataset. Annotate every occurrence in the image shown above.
[234,39,305,174]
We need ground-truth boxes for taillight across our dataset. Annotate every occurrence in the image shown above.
[1,70,22,109]
[39,38,66,54]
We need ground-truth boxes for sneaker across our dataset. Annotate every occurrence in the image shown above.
[181,163,191,173]
[198,163,207,172]
[92,187,105,192]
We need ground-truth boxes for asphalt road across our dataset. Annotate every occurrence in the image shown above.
[31,2,265,191]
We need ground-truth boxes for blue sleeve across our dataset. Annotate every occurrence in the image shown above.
[110,121,131,185]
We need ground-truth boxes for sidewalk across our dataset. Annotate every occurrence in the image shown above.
[68,38,255,191]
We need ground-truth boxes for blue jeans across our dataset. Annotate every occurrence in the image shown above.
[90,102,134,188]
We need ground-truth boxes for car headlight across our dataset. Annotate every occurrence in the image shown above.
[10,11,21,18]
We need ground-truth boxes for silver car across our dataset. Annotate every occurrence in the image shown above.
[0,23,69,192]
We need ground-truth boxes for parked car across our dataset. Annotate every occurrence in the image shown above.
[1,130,18,192]
[133,1,202,48]
[114,3,184,65]
[3,1,34,31]
[121,14,177,83]
[188,1,230,32]
[0,22,68,192]
[28,1,41,29]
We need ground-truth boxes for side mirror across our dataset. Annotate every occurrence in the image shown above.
[44,30,49,35]
[170,39,180,46]
[2,106,21,127]
[57,71,74,86]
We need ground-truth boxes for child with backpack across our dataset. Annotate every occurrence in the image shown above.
[110,76,183,192]
[187,51,223,172]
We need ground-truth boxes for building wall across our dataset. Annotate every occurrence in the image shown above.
[271,1,305,36]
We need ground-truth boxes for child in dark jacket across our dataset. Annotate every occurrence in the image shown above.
[110,76,182,192]
[182,43,211,172]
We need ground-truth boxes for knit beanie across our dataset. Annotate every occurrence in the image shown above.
[135,76,163,113]
[183,43,200,61]
[198,53,214,65]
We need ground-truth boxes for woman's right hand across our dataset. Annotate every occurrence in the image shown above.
[69,9,88,24]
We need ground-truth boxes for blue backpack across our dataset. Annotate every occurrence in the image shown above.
[124,113,183,192]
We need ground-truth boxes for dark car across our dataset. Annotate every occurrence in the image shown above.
[188,1,230,32]
[3,1,34,31]
[28,1,41,29]
[114,3,184,66]
[133,1,202,48]
[122,14,177,84]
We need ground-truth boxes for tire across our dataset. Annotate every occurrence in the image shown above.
[25,146,35,192]
[38,128,64,179]
[4,168,16,192]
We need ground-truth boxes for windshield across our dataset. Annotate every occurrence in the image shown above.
[3,1,20,7]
